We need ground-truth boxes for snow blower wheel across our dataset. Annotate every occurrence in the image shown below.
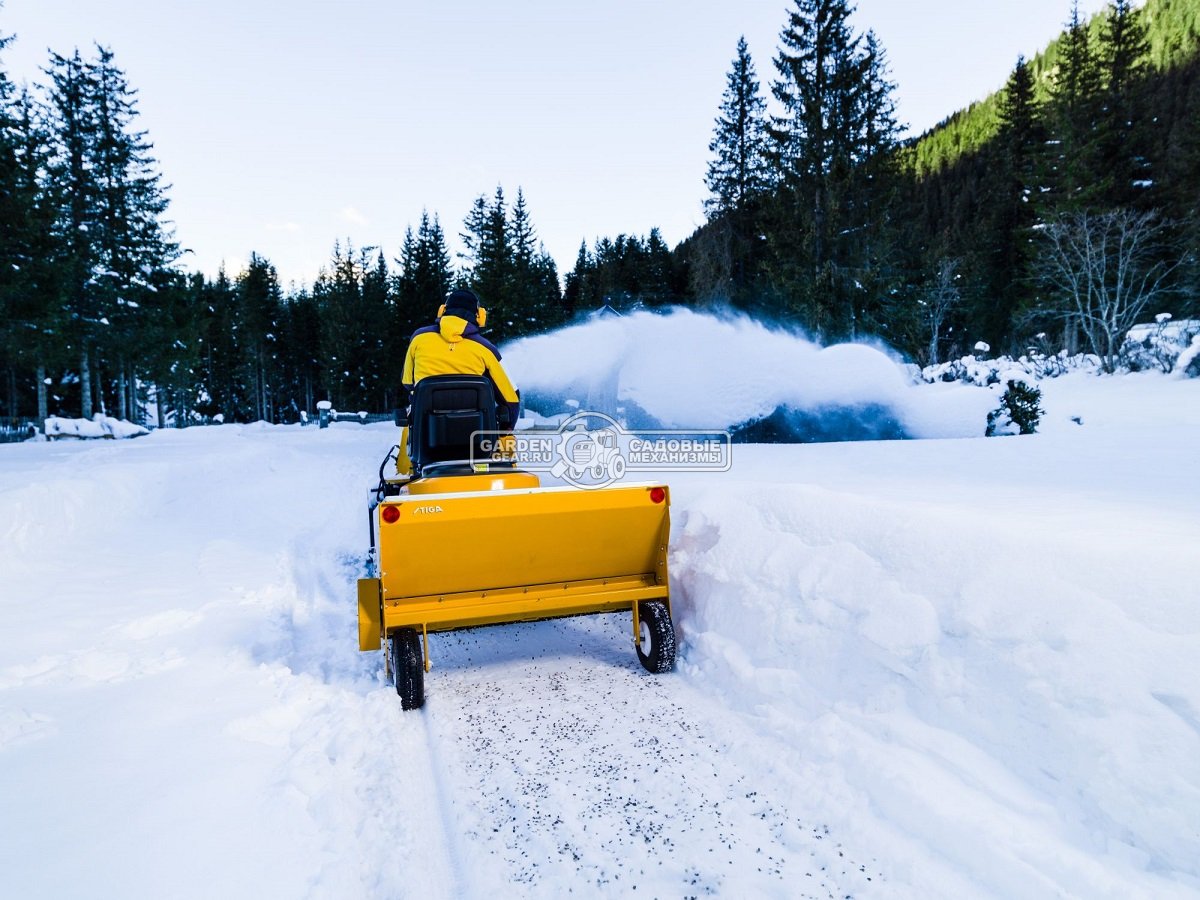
[636,600,676,673]
[391,628,424,710]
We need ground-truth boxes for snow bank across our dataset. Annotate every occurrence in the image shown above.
[503,308,993,440]
[2,368,1198,898]
[44,413,149,440]
[667,373,1200,896]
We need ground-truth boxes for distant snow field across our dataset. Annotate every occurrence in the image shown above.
[2,316,1199,898]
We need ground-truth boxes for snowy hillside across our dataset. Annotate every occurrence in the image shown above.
[2,316,1199,898]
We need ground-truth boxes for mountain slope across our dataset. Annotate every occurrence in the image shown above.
[905,0,1200,177]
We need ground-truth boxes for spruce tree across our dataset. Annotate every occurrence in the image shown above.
[238,253,282,421]
[467,186,512,338]
[1047,1,1104,207]
[458,194,489,272]
[1097,0,1151,205]
[505,189,563,335]
[1,52,62,421]
[768,0,899,335]
[396,226,419,315]
[42,45,176,419]
[508,188,538,333]
[277,287,322,419]
[842,28,901,338]
[704,37,773,305]
[563,241,593,316]
[43,49,99,416]
[705,36,773,218]
[196,267,244,420]
[85,46,177,418]
[413,210,452,311]
[985,55,1045,348]
[858,31,900,162]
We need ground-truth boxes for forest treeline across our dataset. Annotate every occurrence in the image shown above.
[686,0,1199,370]
[2,0,1198,424]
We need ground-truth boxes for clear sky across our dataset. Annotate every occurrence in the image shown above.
[1,0,1115,289]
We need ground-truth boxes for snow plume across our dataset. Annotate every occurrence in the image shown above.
[503,307,994,441]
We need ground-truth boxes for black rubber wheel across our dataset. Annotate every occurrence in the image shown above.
[391,628,425,710]
[636,600,676,673]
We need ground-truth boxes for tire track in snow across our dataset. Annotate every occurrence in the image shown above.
[420,706,476,898]
[416,613,882,898]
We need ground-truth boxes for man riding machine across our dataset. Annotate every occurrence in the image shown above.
[357,289,676,710]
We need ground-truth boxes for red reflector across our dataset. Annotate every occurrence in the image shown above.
[649,487,666,504]
[381,506,400,524]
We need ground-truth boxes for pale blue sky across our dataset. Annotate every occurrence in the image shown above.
[1,0,1114,288]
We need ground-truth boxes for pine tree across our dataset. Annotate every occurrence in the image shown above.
[141,269,202,427]
[43,49,99,416]
[531,248,565,330]
[314,241,361,409]
[506,189,562,335]
[310,242,394,410]
[413,210,452,311]
[396,226,419,313]
[507,188,537,334]
[458,194,489,272]
[984,55,1045,347]
[42,45,176,419]
[1105,0,1149,97]
[997,56,1041,177]
[767,0,899,335]
[85,46,177,418]
[360,249,394,407]
[563,241,592,316]
[277,287,322,420]
[859,31,900,162]
[467,186,513,338]
[1097,0,1152,204]
[705,36,773,218]
[841,28,902,338]
[1046,1,1104,207]
[1,52,63,421]
[196,267,244,420]
[703,37,773,306]
[238,253,282,421]
[509,188,536,272]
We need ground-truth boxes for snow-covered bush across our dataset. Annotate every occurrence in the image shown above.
[1120,314,1200,374]
[921,351,1097,387]
[986,380,1043,436]
[44,414,149,440]
[1177,335,1200,379]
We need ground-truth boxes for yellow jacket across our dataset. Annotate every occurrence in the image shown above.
[396,314,519,476]
[401,314,519,421]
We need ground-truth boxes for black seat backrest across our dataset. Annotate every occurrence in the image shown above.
[408,375,497,474]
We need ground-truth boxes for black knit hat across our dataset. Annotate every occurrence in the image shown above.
[444,288,480,316]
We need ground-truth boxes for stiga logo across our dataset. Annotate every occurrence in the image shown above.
[472,411,732,489]
[412,505,445,515]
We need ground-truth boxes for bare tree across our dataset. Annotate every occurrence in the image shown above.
[921,257,961,365]
[1038,209,1179,373]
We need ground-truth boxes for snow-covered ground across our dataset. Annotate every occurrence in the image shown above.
[2,318,1199,898]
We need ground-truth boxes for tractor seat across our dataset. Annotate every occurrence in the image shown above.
[408,375,499,477]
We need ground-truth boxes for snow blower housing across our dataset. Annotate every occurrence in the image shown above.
[357,375,675,709]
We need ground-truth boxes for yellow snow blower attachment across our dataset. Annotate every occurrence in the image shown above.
[356,376,674,709]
